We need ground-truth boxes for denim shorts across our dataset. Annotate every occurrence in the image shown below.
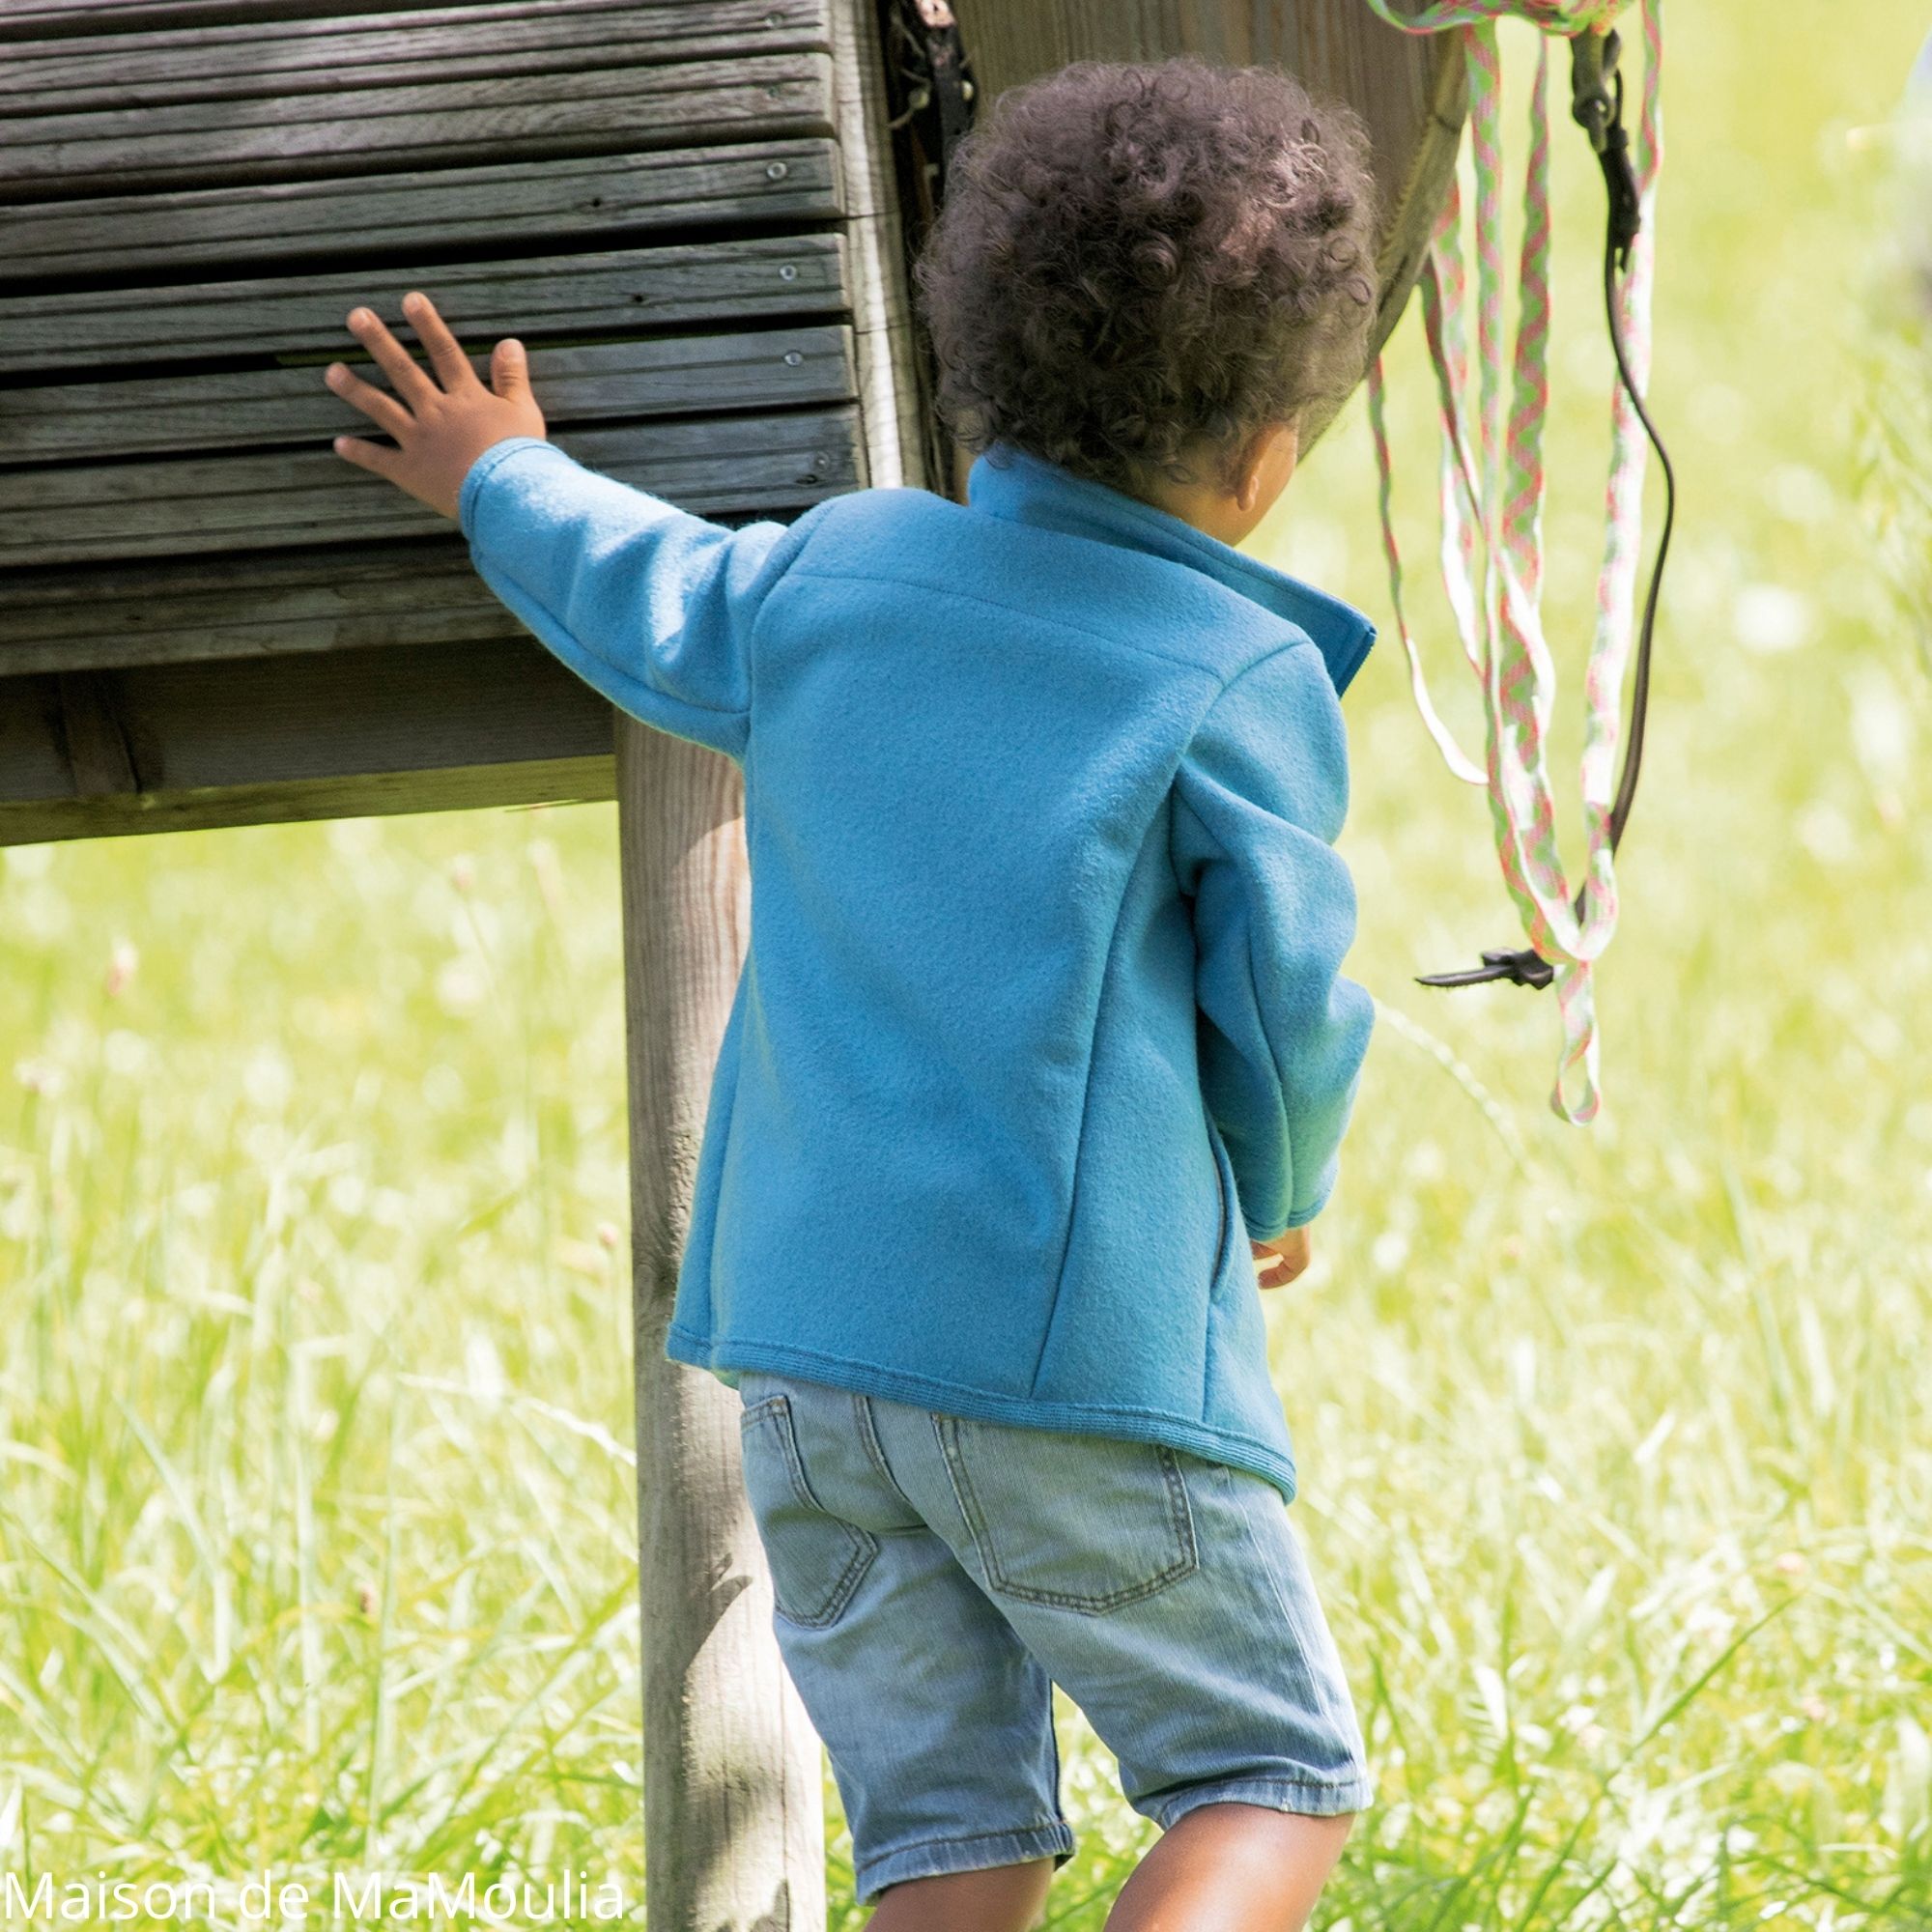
[734,1367,1374,1904]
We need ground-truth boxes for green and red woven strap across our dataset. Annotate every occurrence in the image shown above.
[1359,0,1663,1122]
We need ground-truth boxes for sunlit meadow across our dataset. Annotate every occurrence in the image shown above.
[2,4,1927,1926]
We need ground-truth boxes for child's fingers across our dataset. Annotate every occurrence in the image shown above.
[400,289,478,393]
[324,360,412,438]
[345,305,436,411]
[331,432,403,482]
[490,336,531,402]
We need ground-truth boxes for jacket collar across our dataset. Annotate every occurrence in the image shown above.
[966,440,1377,696]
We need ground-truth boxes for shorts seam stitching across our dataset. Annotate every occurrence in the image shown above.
[853,1388,916,1509]
[758,1395,878,1629]
[1227,1477,1355,1742]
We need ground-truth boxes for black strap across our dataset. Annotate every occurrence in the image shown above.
[1416,28,1678,992]
[881,0,978,225]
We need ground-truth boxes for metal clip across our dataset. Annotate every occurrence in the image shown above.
[1569,27,1620,153]
[1570,27,1642,269]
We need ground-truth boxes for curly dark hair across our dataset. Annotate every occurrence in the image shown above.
[912,56,1381,499]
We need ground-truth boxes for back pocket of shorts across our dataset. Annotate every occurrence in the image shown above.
[933,1414,1199,1615]
[739,1394,878,1629]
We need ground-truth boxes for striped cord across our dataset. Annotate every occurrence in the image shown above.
[1357,0,1663,1123]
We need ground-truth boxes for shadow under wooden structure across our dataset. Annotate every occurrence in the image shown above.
[0,1,1461,1923]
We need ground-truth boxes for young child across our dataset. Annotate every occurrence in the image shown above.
[327,55,1379,1932]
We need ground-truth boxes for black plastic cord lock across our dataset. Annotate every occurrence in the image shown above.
[1415,948,1558,991]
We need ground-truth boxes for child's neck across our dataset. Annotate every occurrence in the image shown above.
[1134,475,1275,548]
[1130,424,1298,548]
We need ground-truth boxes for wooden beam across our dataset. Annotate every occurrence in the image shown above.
[0,0,808,36]
[6,326,858,463]
[0,755,618,845]
[52,671,142,796]
[0,408,864,566]
[0,0,603,36]
[0,0,832,109]
[0,139,843,289]
[0,233,849,375]
[0,545,558,676]
[831,0,933,495]
[0,52,836,201]
[0,636,617,844]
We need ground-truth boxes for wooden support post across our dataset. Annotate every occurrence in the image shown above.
[832,0,936,498]
[618,722,825,1932]
[615,9,926,1927]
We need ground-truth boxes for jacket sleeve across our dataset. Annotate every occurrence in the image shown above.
[1169,640,1375,1239]
[457,435,818,763]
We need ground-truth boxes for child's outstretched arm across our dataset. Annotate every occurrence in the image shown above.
[327,291,809,763]
[1170,640,1376,1284]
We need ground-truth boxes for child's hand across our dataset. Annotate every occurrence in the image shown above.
[326,291,547,521]
[1252,1227,1311,1291]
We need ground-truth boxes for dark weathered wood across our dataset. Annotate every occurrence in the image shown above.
[0,0,829,108]
[0,0,524,38]
[0,52,835,202]
[7,327,857,464]
[0,493,815,677]
[0,140,842,289]
[0,547,529,676]
[0,408,865,566]
[949,0,1464,451]
[0,636,617,845]
[0,234,848,375]
[618,717,824,1932]
[53,672,141,796]
[0,757,618,844]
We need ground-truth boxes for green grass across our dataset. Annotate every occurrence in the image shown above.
[3,4,1929,1926]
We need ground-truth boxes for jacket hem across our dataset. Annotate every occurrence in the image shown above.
[667,1323,1299,1505]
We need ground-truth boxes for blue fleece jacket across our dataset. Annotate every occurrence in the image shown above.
[459,433,1376,1503]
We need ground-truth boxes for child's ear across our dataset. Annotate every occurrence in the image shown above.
[1236,419,1299,513]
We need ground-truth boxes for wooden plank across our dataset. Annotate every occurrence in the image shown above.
[0,139,843,289]
[0,753,614,843]
[0,408,864,566]
[0,51,835,202]
[0,548,533,676]
[0,639,618,844]
[6,326,858,463]
[0,0,519,41]
[0,0,830,110]
[0,492,812,676]
[0,233,848,375]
